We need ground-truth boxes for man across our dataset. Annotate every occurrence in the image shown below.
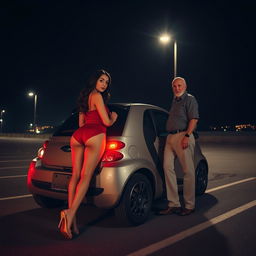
[159,77,199,216]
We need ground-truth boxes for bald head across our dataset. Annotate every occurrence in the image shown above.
[172,77,187,97]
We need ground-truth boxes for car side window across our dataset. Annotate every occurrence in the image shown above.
[143,110,159,166]
[143,111,157,142]
[151,110,169,136]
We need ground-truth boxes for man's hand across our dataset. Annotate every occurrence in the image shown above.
[181,136,189,149]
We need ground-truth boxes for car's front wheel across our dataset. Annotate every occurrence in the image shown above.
[195,161,208,195]
[33,194,65,208]
[115,173,153,226]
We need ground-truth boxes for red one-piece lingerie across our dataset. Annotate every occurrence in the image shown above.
[72,105,110,145]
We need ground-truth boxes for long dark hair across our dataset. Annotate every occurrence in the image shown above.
[77,69,111,113]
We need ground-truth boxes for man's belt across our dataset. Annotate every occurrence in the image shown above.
[168,129,186,134]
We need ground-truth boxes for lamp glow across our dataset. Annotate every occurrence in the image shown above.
[159,34,171,44]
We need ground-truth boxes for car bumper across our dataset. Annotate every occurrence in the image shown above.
[27,158,151,208]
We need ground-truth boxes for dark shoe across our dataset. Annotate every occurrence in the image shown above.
[179,208,195,216]
[158,207,182,215]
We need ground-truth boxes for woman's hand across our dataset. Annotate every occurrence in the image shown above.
[110,111,118,123]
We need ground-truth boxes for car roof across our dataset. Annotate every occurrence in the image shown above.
[109,102,168,113]
[72,103,168,115]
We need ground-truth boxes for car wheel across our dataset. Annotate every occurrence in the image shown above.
[195,161,208,195]
[33,194,65,208]
[115,173,153,226]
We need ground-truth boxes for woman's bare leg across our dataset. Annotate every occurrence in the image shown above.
[66,133,106,232]
[68,136,84,234]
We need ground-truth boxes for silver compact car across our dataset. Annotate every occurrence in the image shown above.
[27,103,208,225]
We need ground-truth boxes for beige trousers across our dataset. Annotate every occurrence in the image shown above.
[163,132,195,209]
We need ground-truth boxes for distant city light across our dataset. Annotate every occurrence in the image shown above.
[27,125,55,134]
[210,123,255,132]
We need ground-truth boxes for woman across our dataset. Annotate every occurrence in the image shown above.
[58,69,118,239]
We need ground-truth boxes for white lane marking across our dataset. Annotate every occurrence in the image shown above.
[0,165,28,170]
[0,159,31,163]
[0,194,32,201]
[0,175,27,179]
[206,177,256,193]
[128,200,256,256]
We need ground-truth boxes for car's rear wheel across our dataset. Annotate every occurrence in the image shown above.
[33,194,65,208]
[195,161,208,195]
[115,173,153,226]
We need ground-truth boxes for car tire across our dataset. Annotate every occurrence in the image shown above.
[195,161,208,195]
[33,194,65,208]
[115,173,153,226]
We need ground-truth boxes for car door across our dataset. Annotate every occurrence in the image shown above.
[150,109,169,164]
[151,109,185,182]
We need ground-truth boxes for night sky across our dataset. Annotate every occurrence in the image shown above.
[1,0,256,132]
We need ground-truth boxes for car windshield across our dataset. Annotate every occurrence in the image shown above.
[53,104,130,137]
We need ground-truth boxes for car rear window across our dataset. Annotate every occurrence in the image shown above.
[53,104,129,137]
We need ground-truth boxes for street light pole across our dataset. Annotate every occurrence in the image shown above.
[174,40,177,78]
[28,92,38,133]
[0,109,5,133]
[159,34,178,78]
[34,94,37,131]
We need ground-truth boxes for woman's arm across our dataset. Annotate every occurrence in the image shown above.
[78,112,86,127]
[92,92,117,126]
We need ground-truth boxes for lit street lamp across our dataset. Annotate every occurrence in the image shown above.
[159,33,177,78]
[0,109,5,133]
[28,92,38,133]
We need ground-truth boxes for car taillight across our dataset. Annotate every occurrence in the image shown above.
[27,161,36,186]
[37,140,49,159]
[106,141,125,150]
[102,140,125,165]
[43,140,49,149]
[102,151,124,162]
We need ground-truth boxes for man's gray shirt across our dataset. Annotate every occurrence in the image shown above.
[166,91,199,132]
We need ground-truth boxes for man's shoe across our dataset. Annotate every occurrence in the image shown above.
[179,208,195,216]
[158,207,182,215]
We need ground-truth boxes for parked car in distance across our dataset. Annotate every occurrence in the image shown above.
[27,103,208,225]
